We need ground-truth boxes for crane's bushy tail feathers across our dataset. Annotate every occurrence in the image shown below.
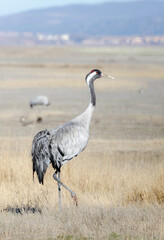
[33,159,48,184]
[32,129,52,185]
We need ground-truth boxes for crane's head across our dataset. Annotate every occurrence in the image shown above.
[85,69,114,85]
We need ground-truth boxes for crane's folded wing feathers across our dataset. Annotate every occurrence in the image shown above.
[32,129,51,184]
[50,121,89,164]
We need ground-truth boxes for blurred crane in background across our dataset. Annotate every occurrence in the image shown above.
[30,95,50,108]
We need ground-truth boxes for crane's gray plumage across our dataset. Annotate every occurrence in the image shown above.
[32,129,52,184]
[30,95,50,108]
[31,69,113,210]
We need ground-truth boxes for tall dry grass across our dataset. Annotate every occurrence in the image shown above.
[0,136,164,239]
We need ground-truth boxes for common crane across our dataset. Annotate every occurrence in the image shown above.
[31,69,114,210]
[30,95,50,108]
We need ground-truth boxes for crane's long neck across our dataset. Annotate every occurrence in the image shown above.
[89,80,96,107]
[81,80,96,129]
[73,80,96,130]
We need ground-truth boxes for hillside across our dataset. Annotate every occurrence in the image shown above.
[0,1,164,36]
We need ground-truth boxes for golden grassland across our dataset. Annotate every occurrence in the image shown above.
[0,137,164,240]
[0,46,164,240]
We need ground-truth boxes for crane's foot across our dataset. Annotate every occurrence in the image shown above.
[71,192,78,207]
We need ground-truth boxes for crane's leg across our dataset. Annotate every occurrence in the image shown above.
[53,171,78,207]
[58,171,62,211]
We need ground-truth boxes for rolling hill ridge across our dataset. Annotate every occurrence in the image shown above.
[0,1,164,36]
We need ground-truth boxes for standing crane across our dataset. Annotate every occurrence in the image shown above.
[30,95,50,108]
[30,95,50,123]
[31,69,114,210]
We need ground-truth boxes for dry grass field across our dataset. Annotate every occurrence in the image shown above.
[0,46,164,240]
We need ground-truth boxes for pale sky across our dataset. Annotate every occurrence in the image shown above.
[0,0,138,17]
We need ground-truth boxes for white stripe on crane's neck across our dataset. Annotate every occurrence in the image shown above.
[86,71,97,106]
[86,71,97,85]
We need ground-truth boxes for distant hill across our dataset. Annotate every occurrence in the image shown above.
[0,1,164,36]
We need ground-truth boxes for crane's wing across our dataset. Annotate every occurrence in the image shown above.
[31,129,52,184]
[50,121,89,164]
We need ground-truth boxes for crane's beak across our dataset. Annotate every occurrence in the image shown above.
[101,73,115,80]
